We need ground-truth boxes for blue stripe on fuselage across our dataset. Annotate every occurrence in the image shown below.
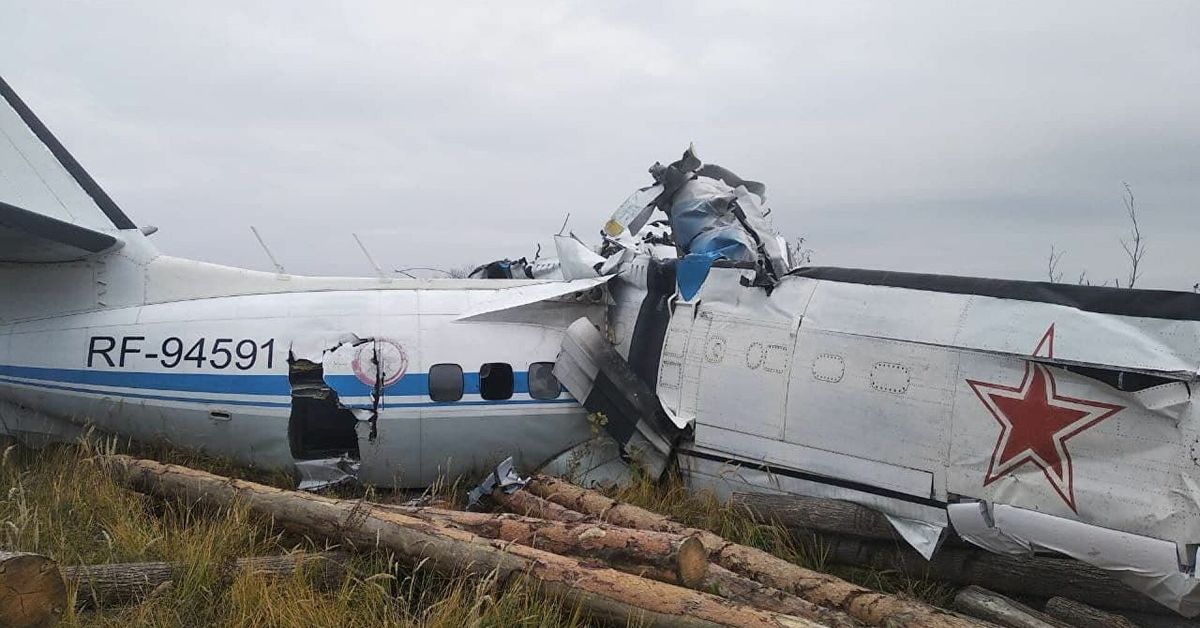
[0,365,534,396]
[0,364,291,395]
[0,365,564,409]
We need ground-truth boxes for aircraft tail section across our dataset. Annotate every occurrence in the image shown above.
[0,75,136,262]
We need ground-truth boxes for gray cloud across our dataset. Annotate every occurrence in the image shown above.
[3,1,1197,288]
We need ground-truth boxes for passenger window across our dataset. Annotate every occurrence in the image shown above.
[428,363,464,402]
[479,362,514,400]
[528,362,561,400]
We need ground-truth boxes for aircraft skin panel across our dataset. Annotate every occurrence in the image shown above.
[801,277,1200,378]
[693,314,793,441]
[691,423,936,499]
[784,327,958,501]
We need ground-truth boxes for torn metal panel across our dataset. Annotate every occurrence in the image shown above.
[604,183,663,239]
[467,456,527,508]
[882,513,949,560]
[951,501,1200,617]
[289,333,363,364]
[946,502,1033,556]
[539,437,637,488]
[294,456,359,491]
[554,317,684,478]
[554,234,607,280]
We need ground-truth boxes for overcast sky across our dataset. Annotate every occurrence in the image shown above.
[3,2,1197,289]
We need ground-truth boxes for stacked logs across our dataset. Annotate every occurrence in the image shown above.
[88,455,996,628]
[6,455,1186,627]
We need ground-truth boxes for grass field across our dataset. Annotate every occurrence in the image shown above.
[0,437,950,627]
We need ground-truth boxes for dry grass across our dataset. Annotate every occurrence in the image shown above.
[0,439,589,627]
[0,437,951,626]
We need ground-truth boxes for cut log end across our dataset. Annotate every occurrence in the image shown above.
[675,535,707,588]
[0,551,67,628]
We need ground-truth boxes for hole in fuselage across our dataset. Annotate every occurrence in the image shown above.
[288,357,360,460]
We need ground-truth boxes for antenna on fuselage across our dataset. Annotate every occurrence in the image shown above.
[250,226,287,275]
[353,232,390,281]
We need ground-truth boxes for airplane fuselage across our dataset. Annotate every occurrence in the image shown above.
[0,240,603,486]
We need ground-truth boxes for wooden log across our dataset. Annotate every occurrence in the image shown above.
[616,560,869,628]
[952,586,1071,628]
[491,487,591,523]
[62,551,350,608]
[525,474,975,628]
[101,455,824,628]
[1043,597,1140,628]
[490,490,866,628]
[732,492,903,542]
[0,551,67,628]
[820,536,1175,616]
[372,503,708,587]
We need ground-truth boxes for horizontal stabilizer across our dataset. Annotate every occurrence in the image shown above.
[0,200,121,262]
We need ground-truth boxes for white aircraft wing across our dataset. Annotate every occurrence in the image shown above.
[0,75,134,262]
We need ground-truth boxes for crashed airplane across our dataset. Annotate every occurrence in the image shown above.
[2,74,1199,616]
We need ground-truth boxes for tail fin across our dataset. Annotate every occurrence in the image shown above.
[0,75,134,261]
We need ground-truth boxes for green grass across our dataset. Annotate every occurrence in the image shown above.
[0,437,951,626]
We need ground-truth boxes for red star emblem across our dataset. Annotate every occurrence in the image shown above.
[966,325,1123,511]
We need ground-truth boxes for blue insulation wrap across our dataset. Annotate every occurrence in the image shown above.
[677,245,741,300]
[669,176,760,298]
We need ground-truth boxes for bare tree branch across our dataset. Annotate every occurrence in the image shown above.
[787,237,814,266]
[1118,182,1147,288]
[1046,245,1065,282]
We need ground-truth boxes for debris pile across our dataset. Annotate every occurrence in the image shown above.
[7,454,1186,627]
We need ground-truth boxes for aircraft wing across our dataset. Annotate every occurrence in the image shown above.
[0,75,135,262]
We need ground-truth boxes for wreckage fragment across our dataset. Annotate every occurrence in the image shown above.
[643,147,794,298]
[553,318,685,478]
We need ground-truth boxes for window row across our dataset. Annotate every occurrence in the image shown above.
[428,362,561,402]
